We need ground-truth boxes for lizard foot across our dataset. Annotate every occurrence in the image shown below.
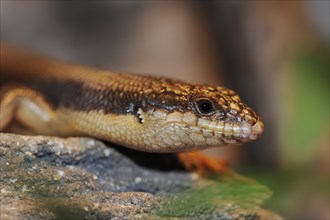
[177,151,233,176]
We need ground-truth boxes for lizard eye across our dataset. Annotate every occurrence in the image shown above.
[195,98,214,115]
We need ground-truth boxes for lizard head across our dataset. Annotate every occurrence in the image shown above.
[137,79,264,152]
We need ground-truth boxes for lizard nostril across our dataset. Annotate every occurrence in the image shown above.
[251,120,264,135]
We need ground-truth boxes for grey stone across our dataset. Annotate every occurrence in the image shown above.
[0,133,282,220]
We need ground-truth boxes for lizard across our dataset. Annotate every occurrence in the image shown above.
[0,44,264,174]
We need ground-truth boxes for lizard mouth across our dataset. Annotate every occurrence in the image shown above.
[197,118,264,142]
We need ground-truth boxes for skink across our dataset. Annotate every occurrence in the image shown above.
[0,44,264,153]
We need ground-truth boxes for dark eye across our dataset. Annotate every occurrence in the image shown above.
[195,98,214,115]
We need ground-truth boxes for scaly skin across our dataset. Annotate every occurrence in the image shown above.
[0,44,264,153]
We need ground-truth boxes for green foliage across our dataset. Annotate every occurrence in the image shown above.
[243,168,330,218]
[281,47,329,162]
[156,175,272,218]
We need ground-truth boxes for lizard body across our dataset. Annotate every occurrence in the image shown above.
[0,44,264,153]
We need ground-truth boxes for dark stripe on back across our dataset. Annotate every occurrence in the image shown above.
[31,79,191,115]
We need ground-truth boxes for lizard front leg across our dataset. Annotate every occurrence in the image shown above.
[0,85,56,134]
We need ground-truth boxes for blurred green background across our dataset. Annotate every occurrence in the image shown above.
[1,1,329,219]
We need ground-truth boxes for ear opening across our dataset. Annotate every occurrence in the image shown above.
[135,107,144,124]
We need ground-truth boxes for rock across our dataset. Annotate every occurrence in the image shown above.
[0,133,282,219]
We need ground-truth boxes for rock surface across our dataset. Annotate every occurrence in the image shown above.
[0,133,282,219]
